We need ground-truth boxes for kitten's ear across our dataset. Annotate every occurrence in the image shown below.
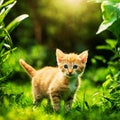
[78,50,88,64]
[56,49,65,63]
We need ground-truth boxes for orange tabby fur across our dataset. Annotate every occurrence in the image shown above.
[19,49,88,111]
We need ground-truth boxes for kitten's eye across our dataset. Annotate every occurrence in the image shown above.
[73,64,78,69]
[64,64,68,69]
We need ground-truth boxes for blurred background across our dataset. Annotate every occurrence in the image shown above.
[4,0,114,78]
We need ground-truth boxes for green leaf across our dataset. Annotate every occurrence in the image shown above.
[4,43,11,49]
[3,27,13,46]
[0,25,6,38]
[0,76,7,81]
[106,39,117,49]
[6,14,29,33]
[96,18,116,34]
[103,74,113,89]
[109,20,120,38]
[0,0,15,9]
[94,55,106,63]
[96,1,118,34]
[96,45,112,51]
[0,1,16,23]
[1,47,17,62]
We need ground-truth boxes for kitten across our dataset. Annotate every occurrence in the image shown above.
[19,49,88,112]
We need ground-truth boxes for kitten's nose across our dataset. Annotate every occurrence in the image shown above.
[69,72,72,76]
[68,69,72,75]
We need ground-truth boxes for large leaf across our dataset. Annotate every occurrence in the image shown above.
[6,14,29,33]
[96,1,120,34]
[96,18,116,34]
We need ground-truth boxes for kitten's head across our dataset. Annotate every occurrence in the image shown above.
[56,49,88,78]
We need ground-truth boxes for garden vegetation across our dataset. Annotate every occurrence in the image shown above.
[0,0,120,120]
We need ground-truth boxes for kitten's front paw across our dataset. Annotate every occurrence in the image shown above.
[53,106,60,112]
[65,104,72,112]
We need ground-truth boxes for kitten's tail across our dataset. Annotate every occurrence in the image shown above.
[19,59,36,77]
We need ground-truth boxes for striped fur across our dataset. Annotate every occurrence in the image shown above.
[19,49,88,111]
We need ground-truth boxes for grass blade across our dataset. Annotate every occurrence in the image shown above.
[6,14,29,33]
[0,1,16,23]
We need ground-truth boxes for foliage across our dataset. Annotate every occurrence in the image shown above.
[0,0,28,76]
[94,38,120,111]
[0,0,28,111]
[93,0,120,112]
[95,0,120,40]
[0,0,120,120]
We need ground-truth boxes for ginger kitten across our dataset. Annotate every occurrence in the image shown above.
[19,49,88,111]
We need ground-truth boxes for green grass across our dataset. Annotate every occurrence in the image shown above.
[0,76,120,120]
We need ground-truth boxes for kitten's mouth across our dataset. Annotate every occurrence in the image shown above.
[66,73,74,77]
[65,72,79,79]
[68,73,73,76]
